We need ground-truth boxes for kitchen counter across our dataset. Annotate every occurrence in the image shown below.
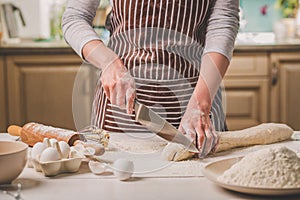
[1,133,300,200]
[234,41,300,52]
[0,39,74,55]
[1,35,300,55]
[234,32,300,52]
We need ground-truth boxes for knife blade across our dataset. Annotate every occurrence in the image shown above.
[134,102,199,153]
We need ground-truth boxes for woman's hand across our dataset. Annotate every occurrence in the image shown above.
[83,40,136,114]
[100,59,136,114]
[178,76,219,158]
[179,52,229,157]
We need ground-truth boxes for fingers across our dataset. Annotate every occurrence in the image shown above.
[210,126,220,153]
[195,127,205,153]
[102,85,110,100]
[180,122,197,146]
[116,90,126,110]
[198,129,213,158]
[196,114,217,158]
[124,75,136,114]
[126,87,136,114]
[203,115,219,153]
[109,86,117,105]
[101,65,136,113]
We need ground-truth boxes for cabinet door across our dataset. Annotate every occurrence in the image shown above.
[223,79,269,130]
[226,53,269,77]
[271,53,300,130]
[7,55,82,130]
[224,53,269,130]
[0,56,7,132]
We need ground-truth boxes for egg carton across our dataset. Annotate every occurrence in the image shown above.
[30,157,82,177]
[28,138,101,177]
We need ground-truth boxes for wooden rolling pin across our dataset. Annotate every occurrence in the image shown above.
[8,122,81,147]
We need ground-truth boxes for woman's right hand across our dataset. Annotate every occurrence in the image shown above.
[100,59,136,114]
[83,40,136,114]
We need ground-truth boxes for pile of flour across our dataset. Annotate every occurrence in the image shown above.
[218,146,300,188]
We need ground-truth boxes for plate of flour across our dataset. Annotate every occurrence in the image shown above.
[202,146,300,196]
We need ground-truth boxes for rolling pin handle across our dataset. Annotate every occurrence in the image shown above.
[7,125,22,136]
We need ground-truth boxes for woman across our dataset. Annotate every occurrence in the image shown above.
[62,0,239,157]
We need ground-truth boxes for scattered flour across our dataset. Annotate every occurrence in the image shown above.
[110,133,167,153]
[218,146,300,188]
[112,140,167,153]
[102,134,204,177]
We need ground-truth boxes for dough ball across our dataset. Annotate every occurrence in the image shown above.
[161,143,194,161]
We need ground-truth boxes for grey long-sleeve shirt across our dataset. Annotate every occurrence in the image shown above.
[62,0,239,61]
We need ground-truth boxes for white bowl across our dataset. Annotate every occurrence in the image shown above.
[0,141,28,184]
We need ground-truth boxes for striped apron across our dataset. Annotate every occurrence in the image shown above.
[91,0,226,132]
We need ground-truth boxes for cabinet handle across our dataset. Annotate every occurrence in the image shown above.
[271,62,279,86]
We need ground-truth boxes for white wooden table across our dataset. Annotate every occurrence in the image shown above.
[1,133,300,200]
[3,168,300,200]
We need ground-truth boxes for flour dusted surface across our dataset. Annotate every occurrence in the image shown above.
[218,146,300,188]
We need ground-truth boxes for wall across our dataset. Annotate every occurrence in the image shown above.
[0,0,110,40]
[240,0,281,32]
[0,0,53,39]
[1,0,281,38]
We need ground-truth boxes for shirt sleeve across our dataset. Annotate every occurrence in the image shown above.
[203,0,240,61]
[62,0,101,59]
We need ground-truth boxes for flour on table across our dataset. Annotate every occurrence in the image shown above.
[104,134,204,177]
[112,140,167,153]
[110,134,167,153]
[218,146,300,188]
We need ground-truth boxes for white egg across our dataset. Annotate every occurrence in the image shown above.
[88,161,107,175]
[112,159,134,181]
[39,147,61,163]
[69,149,85,159]
[93,143,105,156]
[27,148,33,168]
[71,144,97,158]
[31,142,47,160]
[43,138,51,147]
[58,141,70,158]
[49,138,58,147]
[83,142,105,156]
[83,147,96,157]
[73,143,85,152]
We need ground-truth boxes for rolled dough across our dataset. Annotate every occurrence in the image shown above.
[161,143,194,161]
[161,123,294,161]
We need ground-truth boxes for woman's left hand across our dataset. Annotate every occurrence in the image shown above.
[178,78,219,158]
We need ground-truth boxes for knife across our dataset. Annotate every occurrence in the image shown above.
[134,101,199,153]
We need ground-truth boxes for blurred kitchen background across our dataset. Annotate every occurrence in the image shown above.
[1,0,300,43]
[0,0,300,132]
[0,0,111,42]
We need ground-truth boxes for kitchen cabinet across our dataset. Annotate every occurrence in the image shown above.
[1,40,300,132]
[270,53,300,130]
[6,54,82,130]
[223,78,269,130]
[223,53,269,130]
[0,56,7,132]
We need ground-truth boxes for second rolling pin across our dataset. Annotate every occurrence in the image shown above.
[8,122,81,147]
